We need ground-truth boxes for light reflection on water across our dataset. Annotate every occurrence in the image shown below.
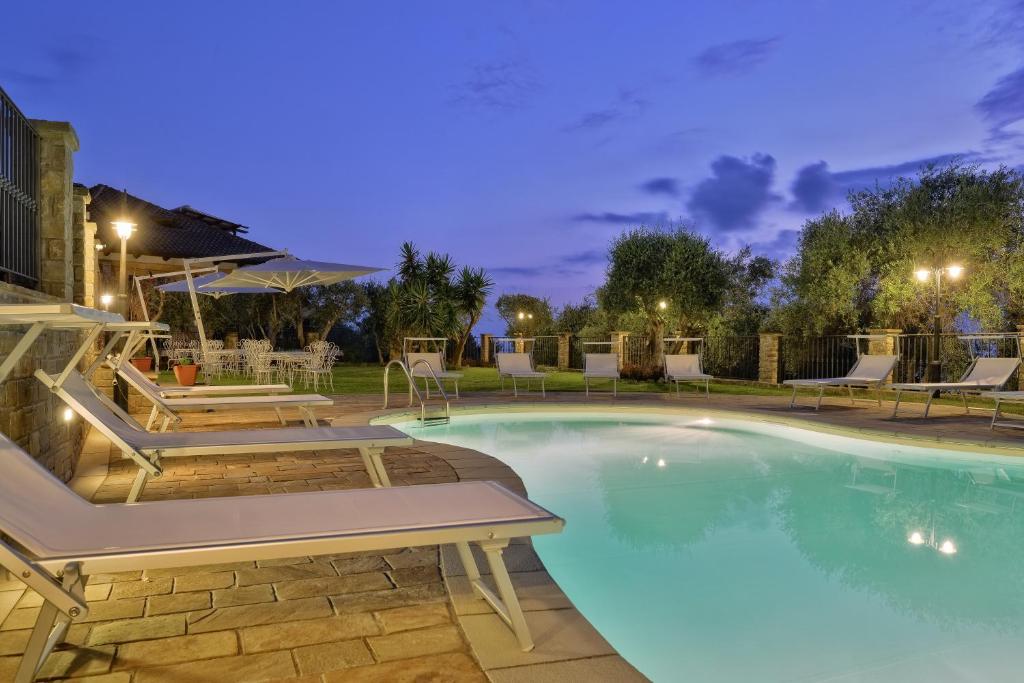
[398,412,1024,683]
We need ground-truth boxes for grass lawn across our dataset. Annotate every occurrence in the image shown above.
[156,363,1023,413]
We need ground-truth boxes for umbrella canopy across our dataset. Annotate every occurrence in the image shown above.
[156,272,281,299]
[212,256,382,292]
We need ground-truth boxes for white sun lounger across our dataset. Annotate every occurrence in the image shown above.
[496,352,546,397]
[0,433,564,681]
[784,354,899,410]
[584,353,619,397]
[110,358,332,431]
[406,351,462,399]
[36,371,412,502]
[988,392,1024,431]
[664,354,714,398]
[890,357,1022,418]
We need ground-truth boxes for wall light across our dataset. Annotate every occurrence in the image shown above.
[62,407,74,422]
[100,293,114,309]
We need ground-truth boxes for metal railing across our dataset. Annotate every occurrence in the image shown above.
[0,86,39,287]
[704,335,760,380]
[382,358,450,424]
[780,335,858,381]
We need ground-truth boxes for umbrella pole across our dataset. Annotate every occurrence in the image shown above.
[183,262,210,359]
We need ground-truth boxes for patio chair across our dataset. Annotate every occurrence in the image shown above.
[0,432,564,682]
[784,354,899,410]
[36,370,412,502]
[496,352,546,397]
[890,357,1022,418]
[988,391,1024,431]
[664,354,714,398]
[109,357,332,431]
[406,351,462,399]
[584,353,620,397]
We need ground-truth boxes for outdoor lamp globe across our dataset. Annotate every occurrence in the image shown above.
[113,220,135,240]
[946,265,963,279]
[915,269,931,282]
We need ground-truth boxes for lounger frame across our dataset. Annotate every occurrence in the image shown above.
[889,357,1022,418]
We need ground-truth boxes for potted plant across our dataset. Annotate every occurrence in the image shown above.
[130,350,153,373]
[173,356,198,386]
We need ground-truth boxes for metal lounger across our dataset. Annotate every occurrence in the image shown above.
[664,354,714,398]
[583,353,619,397]
[496,352,546,397]
[889,357,1022,418]
[784,355,898,410]
[0,433,564,682]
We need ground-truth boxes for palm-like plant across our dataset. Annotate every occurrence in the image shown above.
[452,266,494,368]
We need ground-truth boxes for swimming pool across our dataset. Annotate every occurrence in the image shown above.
[395,411,1024,682]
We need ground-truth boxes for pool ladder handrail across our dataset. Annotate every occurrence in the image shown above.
[383,359,450,424]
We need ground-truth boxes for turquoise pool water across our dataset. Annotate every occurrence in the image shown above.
[396,411,1024,682]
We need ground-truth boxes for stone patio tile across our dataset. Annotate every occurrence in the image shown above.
[388,565,442,587]
[274,572,392,600]
[376,603,452,633]
[459,608,615,669]
[173,571,235,593]
[241,613,379,652]
[367,625,465,662]
[147,591,212,616]
[212,584,275,608]
[323,652,486,683]
[235,561,336,586]
[86,571,142,584]
[69,673,132,683]
[88,614,188,646]
[110,577,173,600]
[0,629,29,657]
[329,583,447,614]
[114,631,237,669]
[487,655,647,682]
[34,645,116,679]
[384,548,439,570]
[330,555,390,575]
[186,596,332,633]
[256,556,312,568]
[2,598,146,631]
[144,562,254,579]
[293,638,375,675]
[133,651,296,683]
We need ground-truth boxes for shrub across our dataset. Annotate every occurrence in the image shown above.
[620,363,663,381]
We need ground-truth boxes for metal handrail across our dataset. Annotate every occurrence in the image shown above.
[383,359,450,424]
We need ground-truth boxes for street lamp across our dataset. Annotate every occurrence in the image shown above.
[908,529,957,555]
[914,264,963,382]
[100,293,113,310]
[112,218,135,318]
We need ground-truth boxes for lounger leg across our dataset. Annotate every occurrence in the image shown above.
[454,541,481,582]
[127,468,149,503]
[541,378,545,398]
[961,392,969,414]
[454,380,459,400]
[145,406,159,431]
[512,376,518,398]
[298,406,317,428]
[159,415,173,433]
[705,379,709,399]
[892,390,902,418]
[789,385,798,409]
[15,563,85,683]
[479,540,534,652]
[359,448,391,488]
[815,386,824,411]
[924,392,935,418]
[992,398,1002,430]
[273,406,287,426]
[848,385,855,405]
[877,386,883,407]
[613,379,617,398]
[585,377,589,398]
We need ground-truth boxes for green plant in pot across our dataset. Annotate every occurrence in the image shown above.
[173,356,198,386]
[129,349,154,373]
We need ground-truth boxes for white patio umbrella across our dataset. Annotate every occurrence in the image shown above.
[157,271,283,298]
[212,256,382,292]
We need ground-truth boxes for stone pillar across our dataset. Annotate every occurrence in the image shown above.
[72,185,98,307]
[31,120,79,301]
[866,328,901,382]
[514,336,526,354]
[480,334,492,365]
[557,333,571,370]
[224,332,239,350]
[758,333,783,384]
[611,331,629,367]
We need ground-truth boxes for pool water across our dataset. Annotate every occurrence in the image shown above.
[396,412,1024,682]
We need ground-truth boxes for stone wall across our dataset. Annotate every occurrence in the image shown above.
[31,120,78,301]
[758,333,783,384]
[0,282,87,481]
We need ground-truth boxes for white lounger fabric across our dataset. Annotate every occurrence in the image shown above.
[784,354,898,410]
[38,371,411,500]
[112,360,331,431]
[664,354,713,397]
[0,432,563,679]
[496,352,546,397]
[583,353,619,397]
[890,357,1021,418]
[117,361,290,398]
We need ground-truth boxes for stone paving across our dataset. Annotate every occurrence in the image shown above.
[2,388,1023,682]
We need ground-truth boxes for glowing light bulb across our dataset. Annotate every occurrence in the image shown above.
[658,300,668,310]
[915,269,931,282]
[908,531,925,545]
[113,220,135,240]
[939,540,957,555]
[100,293,113,308]
[62,407,74,422]
[517,312,525,320]
[946,265,963,279]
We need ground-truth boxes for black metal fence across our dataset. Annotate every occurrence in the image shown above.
[895,334,1020,390]
[0,86,39,288]
[705,335,760,380]
[780,335,859,381]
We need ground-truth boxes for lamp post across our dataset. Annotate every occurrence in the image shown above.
[112,219,135,318]
[915,264,963,383]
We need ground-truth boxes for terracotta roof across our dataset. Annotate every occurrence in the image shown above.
[89,184,272,261]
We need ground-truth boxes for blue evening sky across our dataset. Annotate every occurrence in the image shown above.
[3,1,1023,332]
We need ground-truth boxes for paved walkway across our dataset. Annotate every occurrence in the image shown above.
[2,389,1022,682]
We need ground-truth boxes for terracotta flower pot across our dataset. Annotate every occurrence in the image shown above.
[173,364,198,386]
[130,357,153,372]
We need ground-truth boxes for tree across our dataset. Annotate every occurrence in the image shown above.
[600,226,732,363]
[555,297,599,334]
[451,267,494,368]
[494,294,555,336]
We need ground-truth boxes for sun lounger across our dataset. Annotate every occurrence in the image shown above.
[584,353,620,397]
[36,371,412,502]
[664,354,713,398]
[784,354,898,410]
[496,352,546,397]
[405,351,462,399]
[889,357,1022,418]
[110,358,331,431]
[985,391,1024,431]
[0,432,564,681]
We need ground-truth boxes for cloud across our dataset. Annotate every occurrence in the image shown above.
[0,44,96,87]
[561,249,606,265]
[638,177,680,197]
[749,229,801,260]
[686,153,781,232]
[975,66,1024,139]
[449,60,540,111]
[489,251,604,279]
[571,211,671,225]
[693,38,780,77]
[788,153,967,213]
[563,88,647,132]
